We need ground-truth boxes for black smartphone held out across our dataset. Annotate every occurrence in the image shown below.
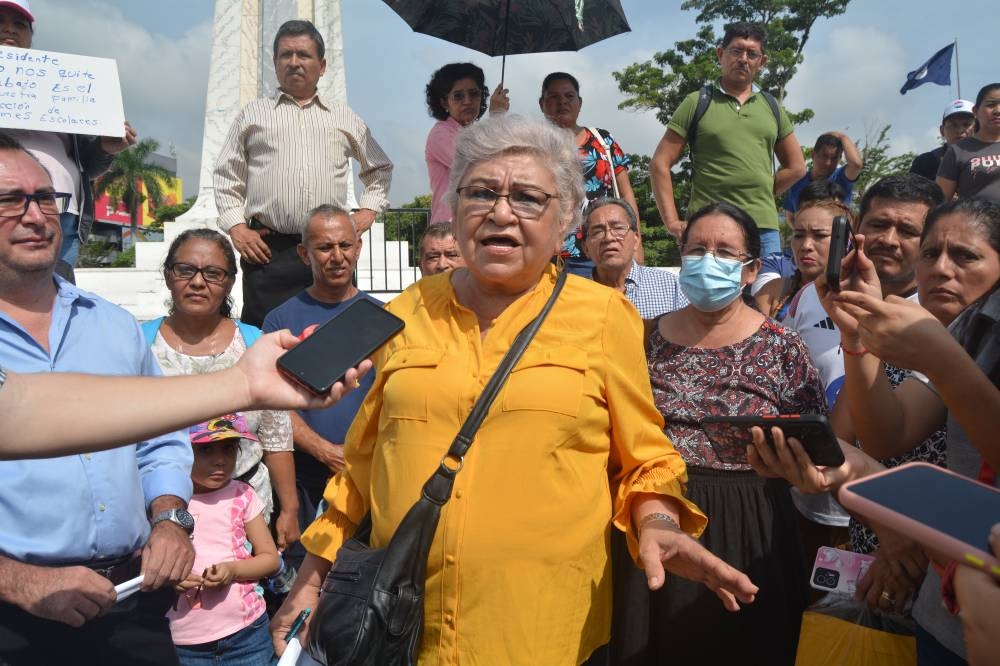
[276,299,404,394]
[825,215,853,292]
[701,414,846,467]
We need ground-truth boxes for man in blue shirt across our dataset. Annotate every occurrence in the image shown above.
[0,134,193,665]
[582,197,687,318]
[263,204,379,570]
[781,131,863,220]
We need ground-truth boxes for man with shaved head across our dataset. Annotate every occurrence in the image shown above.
[262,204,383,570]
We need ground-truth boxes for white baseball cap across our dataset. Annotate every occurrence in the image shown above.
[942,99,975,121]
[0,1,32,22]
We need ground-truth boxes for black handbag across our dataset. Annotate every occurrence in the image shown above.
[307,270,567,666]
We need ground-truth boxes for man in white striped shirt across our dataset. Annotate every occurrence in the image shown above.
[214,19,393,326]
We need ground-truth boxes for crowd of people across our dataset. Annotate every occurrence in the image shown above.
[0,3,998,665]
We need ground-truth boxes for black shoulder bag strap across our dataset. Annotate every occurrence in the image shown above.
[348,268,569,539]
[423,267,567,503]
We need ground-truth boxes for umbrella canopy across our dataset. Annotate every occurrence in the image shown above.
[382,0,631,58]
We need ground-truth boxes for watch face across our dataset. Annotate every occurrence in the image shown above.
[174,509,195,532]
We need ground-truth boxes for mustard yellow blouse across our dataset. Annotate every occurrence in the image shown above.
[301,265,707,666]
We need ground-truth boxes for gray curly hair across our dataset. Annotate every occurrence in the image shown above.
[446,114,584,235]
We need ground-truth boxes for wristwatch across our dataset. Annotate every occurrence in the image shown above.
[0,365,6,392]
[151,508,195,536]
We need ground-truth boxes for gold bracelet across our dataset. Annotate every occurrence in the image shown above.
[637,512,681,533]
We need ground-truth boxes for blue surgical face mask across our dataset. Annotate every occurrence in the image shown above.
[679,253,751,312]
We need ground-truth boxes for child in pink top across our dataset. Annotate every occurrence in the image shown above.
[168,414,280,666]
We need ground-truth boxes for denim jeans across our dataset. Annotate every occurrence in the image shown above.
[175,612,274,666]
[758,228,781,259]
[59,211,81,267]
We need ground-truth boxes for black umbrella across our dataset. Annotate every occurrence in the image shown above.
[382,0,631,83]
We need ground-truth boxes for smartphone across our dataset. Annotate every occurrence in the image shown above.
[825,215,852,292]
[276,299,404,394]
[700,414,846,467]
[810,546,875,595]
[840,462,1000,578]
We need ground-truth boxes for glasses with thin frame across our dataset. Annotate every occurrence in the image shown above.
[0,191,71,218]
[680,244,751,262]
[167,262,234,284]
[448,88,484,103]
[725,47,762,62]
[456,185,559,219]
[586,224,634,241]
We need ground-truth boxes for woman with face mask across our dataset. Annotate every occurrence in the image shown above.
[616,202,825,665]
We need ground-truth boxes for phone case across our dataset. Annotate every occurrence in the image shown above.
[840,462,1000,578]
[810,546,874,595]
[826,215,851,292]
[701,414,845,467]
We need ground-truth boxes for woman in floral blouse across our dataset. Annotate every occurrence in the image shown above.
[613,202,825,666]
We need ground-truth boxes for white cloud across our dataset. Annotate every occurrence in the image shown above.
[30,0,211,196]
[786,25,944,158]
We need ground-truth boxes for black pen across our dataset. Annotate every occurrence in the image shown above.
[284,608,312,643]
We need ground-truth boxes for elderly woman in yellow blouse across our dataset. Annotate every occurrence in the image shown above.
[270,114,757,665]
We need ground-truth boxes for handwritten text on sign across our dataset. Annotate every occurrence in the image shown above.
[0,46,125,137]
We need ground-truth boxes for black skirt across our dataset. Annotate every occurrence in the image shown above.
[610,467,809,666]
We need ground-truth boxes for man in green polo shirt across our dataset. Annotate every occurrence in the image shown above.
[650,22,806,258]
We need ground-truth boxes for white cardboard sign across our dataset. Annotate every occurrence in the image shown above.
[0,46,125,137]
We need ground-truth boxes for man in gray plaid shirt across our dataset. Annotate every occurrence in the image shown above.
[582,198,687,318]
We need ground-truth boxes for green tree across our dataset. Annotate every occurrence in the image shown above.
[95,138,174,239]
[853,124,917,206]
[629,154,680,266]
[384,193,431,242]
[150,195,197,232]
[111,246,136,268]
[77,238,117,268]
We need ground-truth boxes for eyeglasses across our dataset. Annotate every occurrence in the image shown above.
[448,88,483,103]
[725,47,763,62]
[680,244,751,262]
[0,191,71,218]
[167,262,234,284]
[456,185,559,219]
[586,224,634,241]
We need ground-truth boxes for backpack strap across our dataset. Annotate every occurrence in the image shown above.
[686,84,714,150]
[688,85,782,150]
[236,320,262,346]
[760,89,782,132]
[141,317,165,346]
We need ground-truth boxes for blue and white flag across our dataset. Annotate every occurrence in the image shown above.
[900,43,954,95]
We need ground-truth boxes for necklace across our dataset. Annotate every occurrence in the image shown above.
[175,330,218,357]
[169,319,226,358]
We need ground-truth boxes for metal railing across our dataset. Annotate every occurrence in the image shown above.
[356,207,430,295]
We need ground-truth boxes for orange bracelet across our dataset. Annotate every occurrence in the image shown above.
[840,343,869,356]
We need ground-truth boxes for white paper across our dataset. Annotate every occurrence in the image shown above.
[113,574,143,603]
[277,637,323,666]
[0,46,125,136]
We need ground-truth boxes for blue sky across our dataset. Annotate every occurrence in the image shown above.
[30,0,994,205]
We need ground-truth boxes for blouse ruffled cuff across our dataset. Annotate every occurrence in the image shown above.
[300,473,365,562]
[612,464,708,565]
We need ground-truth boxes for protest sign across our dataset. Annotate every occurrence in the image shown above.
[0,46,125,137]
